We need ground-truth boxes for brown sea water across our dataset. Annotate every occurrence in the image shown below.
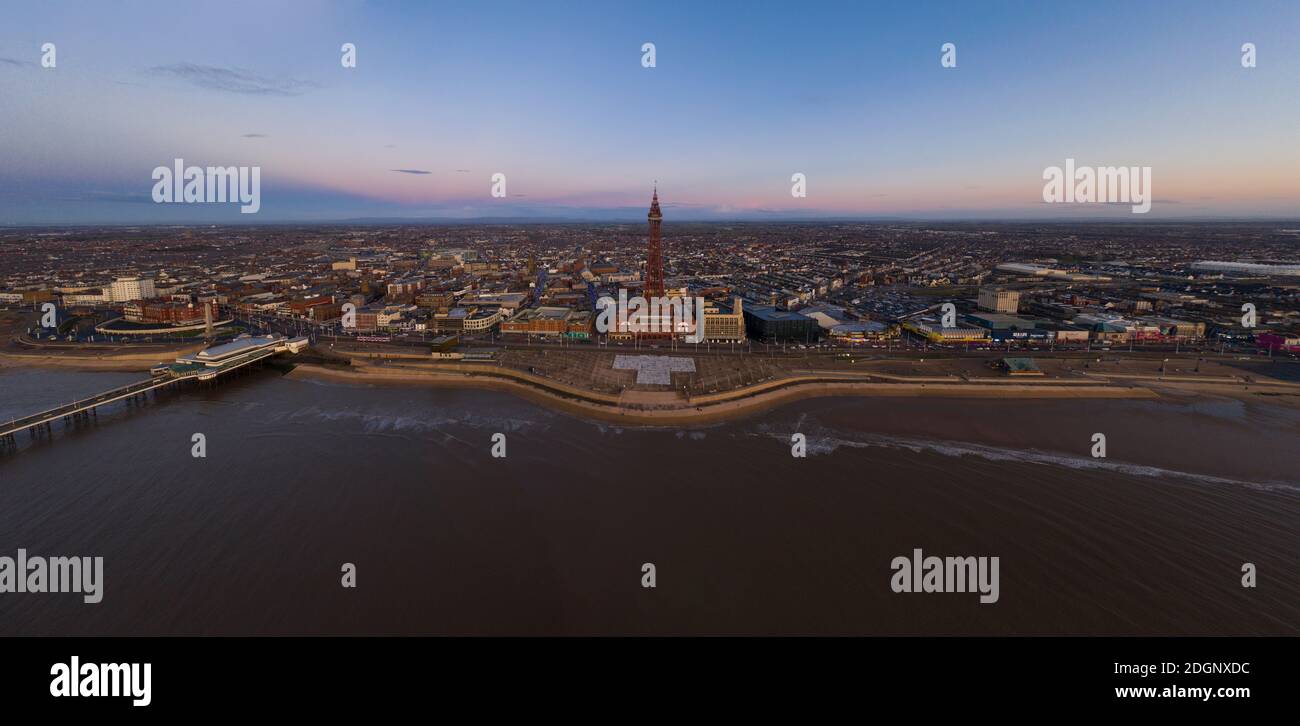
[1,366,1297,635]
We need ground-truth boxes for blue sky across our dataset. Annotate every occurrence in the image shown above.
[1,0,1298,223]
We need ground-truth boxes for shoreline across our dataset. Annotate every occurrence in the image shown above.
[0,347,199,371]
[285,361,1162,426]
[7,348,1296,426]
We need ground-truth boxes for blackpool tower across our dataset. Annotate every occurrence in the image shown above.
[645,185,664,298]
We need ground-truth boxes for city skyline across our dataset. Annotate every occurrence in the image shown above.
[2,0,1300,224]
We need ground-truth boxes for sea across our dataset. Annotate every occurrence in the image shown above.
[1,365,1297,635]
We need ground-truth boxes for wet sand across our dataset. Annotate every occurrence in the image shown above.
[286,360,1160,427]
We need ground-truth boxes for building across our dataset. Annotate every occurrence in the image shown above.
[500,306,575,336]
[829,320,893,341]
[458,292,529,311]
[1190,261,1300,277]
[903,318,990,343]
[124,299,217,326]
[287,297,335,319]
[352,309,379,332]
[387,278,426,297]
[106,277,156,303]
[1256,333,1300,353]
[175,333,308,370]
[964,312,1055,342]
[62,292,107,305]
[430,306,503,333]
[306,302,341,322]
[800,304,852,330]
[1033,322,1090,343]
[1074,314,1161,341]
[565,310,594,339]
[416,291,456,309]
[344,304,412,332]
[743,305,820,342]
[1139,317,1206,339]
[997,357,1044,376]
[978,287,1020,313]
[995,263,1111,282]
[701,298,747,342]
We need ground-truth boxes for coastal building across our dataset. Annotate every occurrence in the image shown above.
[501,306,575,336]
[1032,322,1090,343]
[175,333,309,370]
[1138,317,1206,339]
[903,318,990,343]
[800,304,852,330]
[565,310,593,339]
[701,298,746,342]
[829,320,893,341]
[743,305,820,343]
[124,299,217,326]
[964,312,1055,341]
[1256,332,1300,353]
[996,357,1044,376]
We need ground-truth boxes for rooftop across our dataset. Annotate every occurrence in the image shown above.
[196,335,279,360]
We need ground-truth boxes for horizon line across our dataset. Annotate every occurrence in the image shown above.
[7,215,1300,229]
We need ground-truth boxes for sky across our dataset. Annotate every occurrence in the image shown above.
[1,0,1299,224]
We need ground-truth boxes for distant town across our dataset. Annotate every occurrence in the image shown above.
[5,210,1299,351]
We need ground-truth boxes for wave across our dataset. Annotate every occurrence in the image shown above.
[265,404,547,436]
[751,421,1300,493]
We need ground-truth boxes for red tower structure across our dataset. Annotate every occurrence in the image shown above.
[645,185,664,298]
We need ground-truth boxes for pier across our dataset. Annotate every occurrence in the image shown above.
[1,334,308,447]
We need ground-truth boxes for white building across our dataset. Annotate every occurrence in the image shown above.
[105,277,156,303]
[978,287,1020,313]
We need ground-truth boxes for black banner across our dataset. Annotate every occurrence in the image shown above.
[0,636,1286,714]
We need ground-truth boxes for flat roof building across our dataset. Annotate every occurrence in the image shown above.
[743,305,820,342]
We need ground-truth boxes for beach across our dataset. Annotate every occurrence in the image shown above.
[284,359,1162,426]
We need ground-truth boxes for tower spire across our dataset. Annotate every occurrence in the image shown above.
[648,183,662,220]
[645,184,664,296]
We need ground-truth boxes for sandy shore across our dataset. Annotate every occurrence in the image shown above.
[0,345,201,371]
[286,361,1161,426]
